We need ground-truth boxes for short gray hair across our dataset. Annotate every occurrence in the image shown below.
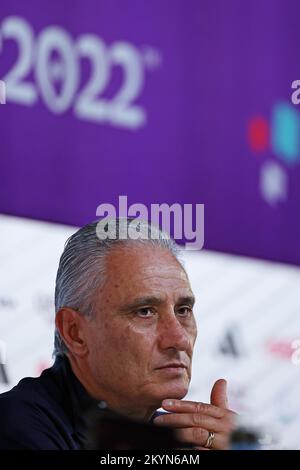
[54,218,182,357]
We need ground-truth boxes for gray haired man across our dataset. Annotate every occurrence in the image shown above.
[0,219,235,449]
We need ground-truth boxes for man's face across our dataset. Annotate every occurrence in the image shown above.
[84,244,197,416]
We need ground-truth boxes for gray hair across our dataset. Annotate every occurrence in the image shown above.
[54,218,182,357]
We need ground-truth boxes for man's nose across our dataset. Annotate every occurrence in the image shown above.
[157,312,190,352]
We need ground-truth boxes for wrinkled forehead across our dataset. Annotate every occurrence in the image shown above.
[106,244,188,280]
[96,244,193,306]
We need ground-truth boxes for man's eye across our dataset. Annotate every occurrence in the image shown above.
[135,308,155,318]
[177,307,193,317]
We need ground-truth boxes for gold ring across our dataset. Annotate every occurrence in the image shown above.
[204,431,215,449]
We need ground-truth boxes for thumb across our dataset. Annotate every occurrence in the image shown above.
[210,378,229,409]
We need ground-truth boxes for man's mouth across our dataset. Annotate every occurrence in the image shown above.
[156,362,187,370]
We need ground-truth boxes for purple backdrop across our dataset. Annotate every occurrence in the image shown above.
[1,0,300,264]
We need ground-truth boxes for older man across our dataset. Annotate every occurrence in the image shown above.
[0,219,235,449]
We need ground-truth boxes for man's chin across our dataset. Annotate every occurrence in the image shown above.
[153,380,189,403]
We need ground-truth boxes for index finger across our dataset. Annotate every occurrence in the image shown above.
[161,399,228,418]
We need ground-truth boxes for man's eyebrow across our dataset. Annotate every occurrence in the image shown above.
[119,296,164,312]
[176,295,195,307]
[119,294,195,312]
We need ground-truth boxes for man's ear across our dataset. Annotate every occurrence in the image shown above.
[55,308,88,357]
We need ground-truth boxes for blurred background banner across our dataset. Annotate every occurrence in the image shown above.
[1,0,300,264]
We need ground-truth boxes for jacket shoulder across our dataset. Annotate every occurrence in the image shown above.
[0,376,72,449]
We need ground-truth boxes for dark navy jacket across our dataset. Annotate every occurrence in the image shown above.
[0,356,102,449]
[0,356,164,450]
